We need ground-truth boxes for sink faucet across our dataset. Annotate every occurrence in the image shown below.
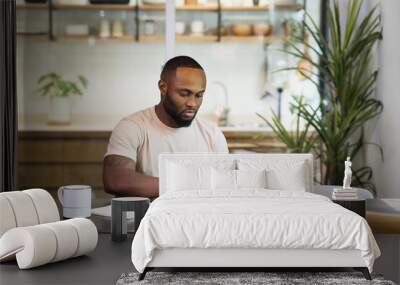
[211,81,230,127]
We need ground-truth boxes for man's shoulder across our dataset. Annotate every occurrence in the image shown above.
[112,106,154,134]
[195,116,228,152]
[122,106,153,124]
[195,116,222,134]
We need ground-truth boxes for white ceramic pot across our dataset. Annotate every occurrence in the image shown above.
[274,0,297,5]
[190,20,205,35]
[48,96,72,125]
[112,20,124,37]
[144,20,156,36]
[175,21,186,35]
[99,19,111,38]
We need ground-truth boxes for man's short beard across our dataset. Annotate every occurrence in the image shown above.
[163,92,197,127]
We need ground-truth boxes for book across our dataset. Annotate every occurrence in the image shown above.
[333,193,358,197]
[332,194,359,200]
[333,188,357,193]
[332,196,359,200]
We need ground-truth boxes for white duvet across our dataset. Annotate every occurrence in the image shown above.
[131,190,380,273]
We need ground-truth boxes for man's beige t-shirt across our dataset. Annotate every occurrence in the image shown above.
[105,106,229,177]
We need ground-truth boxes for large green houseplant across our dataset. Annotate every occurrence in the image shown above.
[265,0,383,194]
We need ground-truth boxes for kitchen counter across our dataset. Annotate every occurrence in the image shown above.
[18,114,121,132]
[17,115,286,196]
[17,126,286,199]
[18,114,272,133]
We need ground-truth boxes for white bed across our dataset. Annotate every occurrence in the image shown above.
[131,153,380,280]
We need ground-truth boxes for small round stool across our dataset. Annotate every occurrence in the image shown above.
[111,197,150,242]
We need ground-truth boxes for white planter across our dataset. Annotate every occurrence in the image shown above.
[48,96,72,125]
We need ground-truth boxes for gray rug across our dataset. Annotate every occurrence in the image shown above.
[116,271,396,285]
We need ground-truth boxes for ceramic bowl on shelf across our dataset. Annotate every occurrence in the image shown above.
[185,0,197,5]
[252,23,273,36]
[144,19,156,35]
[221,0,243,6]
[99,19,111,38]
[231,24,252,36]
[274,0,297,5]
[190,20,205,35]
[142,0,165,4]
[175,21,186,35]
[112,20,124,37]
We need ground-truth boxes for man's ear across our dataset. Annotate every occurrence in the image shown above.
[158,79,167,97]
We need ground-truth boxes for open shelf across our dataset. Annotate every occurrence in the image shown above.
[177,34,218,41]
[138,3,219,11]
[16,3,48,9]
[138,3,302,11]
[17,32,285,43]
[56,34,135,41]
[139,35,163,41]
[52,3,136,10]
[221,4,303,11]
[17,32,49,40]
[16,3,302,11]
[16,2,302,43]
[222,35,285,42]
[176,4,219,11]
[140,34,284,42]
[16,3,134,9]
[140,34,218,42]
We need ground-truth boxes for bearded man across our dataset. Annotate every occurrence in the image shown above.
[103,56,228,198]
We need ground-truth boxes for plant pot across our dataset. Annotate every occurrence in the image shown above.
[48,96,72,125]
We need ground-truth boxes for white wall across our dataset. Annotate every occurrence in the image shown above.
[17,1,320,128]
[365,0,400,198]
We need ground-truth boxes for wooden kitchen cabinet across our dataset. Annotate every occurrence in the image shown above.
[18,131,112,206]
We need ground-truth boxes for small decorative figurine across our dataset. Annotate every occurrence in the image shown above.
[343,156,352,189]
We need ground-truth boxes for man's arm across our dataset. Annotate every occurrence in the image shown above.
[103,155,159,198]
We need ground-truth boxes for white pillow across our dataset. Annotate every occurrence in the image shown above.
[211,168,268,190]
[236,169,268,189]
[167,162,211,191]
[211,168,236,190]
[267,161,306,191]
[238,159,307,191]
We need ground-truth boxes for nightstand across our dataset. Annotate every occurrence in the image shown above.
[333,199,366,218]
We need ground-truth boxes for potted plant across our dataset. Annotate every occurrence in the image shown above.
[37,73,88,125]
[257,96,319,154]
[265,0,383,195]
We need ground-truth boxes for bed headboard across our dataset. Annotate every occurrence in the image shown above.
[159,153,314,195]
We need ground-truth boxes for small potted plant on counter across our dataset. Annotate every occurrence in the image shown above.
[37,72,88,125]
